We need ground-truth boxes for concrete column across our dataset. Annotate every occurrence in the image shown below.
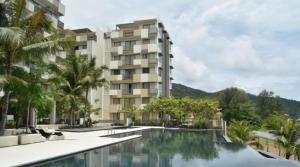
[49,101,56,124]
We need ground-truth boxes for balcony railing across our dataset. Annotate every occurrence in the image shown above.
[122,89,133,95]
[123,74,133,80]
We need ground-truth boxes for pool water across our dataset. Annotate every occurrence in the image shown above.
[28,129,300,167]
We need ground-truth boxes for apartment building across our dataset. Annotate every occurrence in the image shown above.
[97,18,174,122]
[0,0,65,29]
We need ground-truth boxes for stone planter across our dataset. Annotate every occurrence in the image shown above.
[18,134,46,145]
[0,136,18,148]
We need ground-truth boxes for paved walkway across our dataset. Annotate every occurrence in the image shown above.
[0,127,151,167]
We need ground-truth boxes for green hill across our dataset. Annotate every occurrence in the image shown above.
[172,83,300,119]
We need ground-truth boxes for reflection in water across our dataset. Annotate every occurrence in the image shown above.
[31,129,300,167]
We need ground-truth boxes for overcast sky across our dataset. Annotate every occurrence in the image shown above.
[61,0,300,100]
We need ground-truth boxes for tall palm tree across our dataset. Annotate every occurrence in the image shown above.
[0,0,71,135]
[276,119,298,159]
[81,57,107,125]
[48,55,87,126]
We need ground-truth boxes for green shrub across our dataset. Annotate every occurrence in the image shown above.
[192,118,209,129]
[263,114,286,130]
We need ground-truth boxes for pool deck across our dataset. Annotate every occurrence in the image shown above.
[0,126,152,167]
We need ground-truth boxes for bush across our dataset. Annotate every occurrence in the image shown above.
[192,118,209,129]
[263,114,286,130]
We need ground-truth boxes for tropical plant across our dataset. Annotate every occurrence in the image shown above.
[49,55,98,126]
[228,120,253,144]
[0,0,71,135]
[263,114,286,130]
[80,57,107,124]
[276,119,298,159]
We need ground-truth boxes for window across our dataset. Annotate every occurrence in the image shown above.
[142,54,148,59]
[142,68,149,73]
[124,31,133,37]
[143,24,151,29]
[111,84,120,90]
[112,70,120,75]
[124,41,136,51]
[112,56,120,61]
[142,83,150,89]
[124,55,135,65]
[113,42,121,46]
[143,39,150,44]
[82,45,87,49]
[112,98,120,104]
[159,67,162,76]
[124,98,135,108]
[142,98,150,104]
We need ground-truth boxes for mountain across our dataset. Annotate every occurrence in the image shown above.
[171,83,300,119]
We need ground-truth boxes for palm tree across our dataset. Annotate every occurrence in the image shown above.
[0,0,71,135]
[81,57,107,125]
[48,55,87,126]
[276,119,298,159]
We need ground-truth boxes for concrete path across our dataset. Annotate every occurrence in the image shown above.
[0,127,150,167]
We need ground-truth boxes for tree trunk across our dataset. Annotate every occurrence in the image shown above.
[83,89,87,126]
[26,99,32,133]
[0,92,11,136]
[0,61,12,136]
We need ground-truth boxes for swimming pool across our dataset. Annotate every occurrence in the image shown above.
[28,129,300,167]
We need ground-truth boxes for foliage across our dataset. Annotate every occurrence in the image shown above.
[144,97,219,126]
[263,114,286,130]
[228,120,254,144]
[256,90,283,118]
[80,57,107,123]
[276,119,299,159]
[218,88,260,126]
[192,118,209,129]
[172,83,300,119]
[0,0,71,135]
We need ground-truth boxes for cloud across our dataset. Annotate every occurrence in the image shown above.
[173,47,210,84]
[61,0,300,100]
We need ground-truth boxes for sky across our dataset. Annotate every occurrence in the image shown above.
[61,0,300,100]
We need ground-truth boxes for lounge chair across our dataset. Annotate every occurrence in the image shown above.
[36,129,63,138]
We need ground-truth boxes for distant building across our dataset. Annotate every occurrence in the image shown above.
[96,18,174,122]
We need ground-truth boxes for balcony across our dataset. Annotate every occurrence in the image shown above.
[111,46,123,55]
[147,44,160,53]
[133,89,149,97]
[110,60,122,69]
[122,89,133,95]
[110,75,123,81]
[34,0,65,16]
[109,90,122,97]
[122,74,133,80]
[133,59,158,67]
[110,31,123,39]
[141,28,148,39]
[133,74,159,82]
